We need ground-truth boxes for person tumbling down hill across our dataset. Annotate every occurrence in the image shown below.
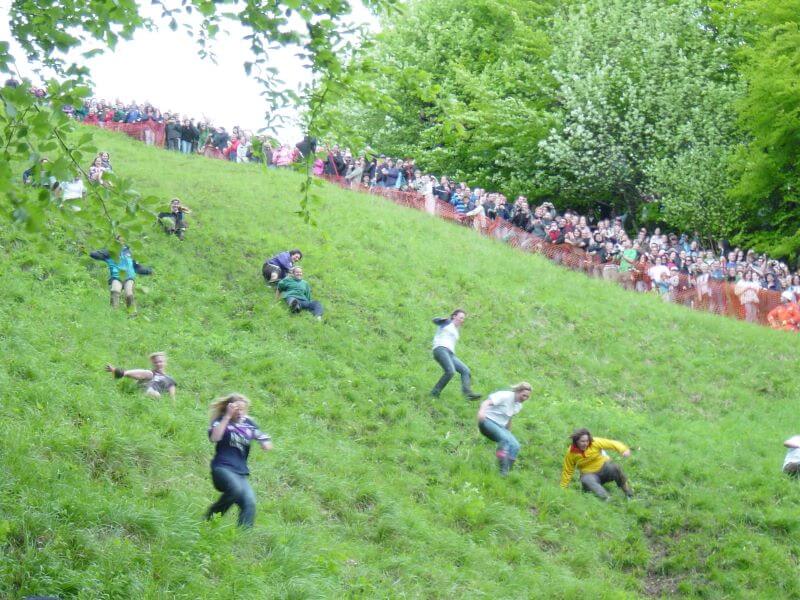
[430,309,481,400]
[262,249,302,284]
[477,383,532,475]
[158,198,191,240]
[276,266,323,320]
[105,352,177,398]
[89,243,152,313]
[561,428,633,501]
[205,393,272,528]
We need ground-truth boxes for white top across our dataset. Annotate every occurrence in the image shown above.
[432,322,459,352]
[784,436,800,471]
[61,178,85,200]
[483,391,522,428]
[648,265,669,283]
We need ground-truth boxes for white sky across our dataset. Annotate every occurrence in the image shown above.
[1,0,379,143]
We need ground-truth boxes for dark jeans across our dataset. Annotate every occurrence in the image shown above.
[206,466,257,527]
[167,138,180,151]
[580,461,630,500]
[478,419,520,460]
[286,297,324,317]
[431,346,472,396]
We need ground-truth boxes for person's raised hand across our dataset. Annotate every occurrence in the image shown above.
[104,364,115,373]
[622,449,632,458]
[225,402,238,419]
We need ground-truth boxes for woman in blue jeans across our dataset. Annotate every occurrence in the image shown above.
[430,308,481,399]
[206,393,272,527]
[477,383,532,475]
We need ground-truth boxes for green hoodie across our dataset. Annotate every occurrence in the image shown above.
[277,276,312,301]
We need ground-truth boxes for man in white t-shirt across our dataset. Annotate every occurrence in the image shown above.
[60,175,86,206]
[477,383,532,475]
[783,436,800,476]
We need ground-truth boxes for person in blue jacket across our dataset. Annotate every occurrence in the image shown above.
[89,242,151,312]
[262,249,302,284]
[205,393,273,528]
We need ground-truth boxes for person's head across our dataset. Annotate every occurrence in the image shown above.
[571,428,593,451]
[149,351,167,372]
[93,156,103,167]
[291,266,303,280]
[170,198,181,210]
[209,392,251,422]
[289,249,303,263]
[511,382,532,403]
[450,308,466,326]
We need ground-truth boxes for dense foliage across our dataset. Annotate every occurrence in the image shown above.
[323,0,800,260]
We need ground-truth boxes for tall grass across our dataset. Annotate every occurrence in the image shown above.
[0,127,799,599]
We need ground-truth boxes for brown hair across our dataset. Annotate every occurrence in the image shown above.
[570,428,593,447]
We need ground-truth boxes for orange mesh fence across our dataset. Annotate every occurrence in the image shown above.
[322,175,790,329]
[87,121,167,146]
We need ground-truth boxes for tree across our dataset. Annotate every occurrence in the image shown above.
[0,0,396,248]
[535,0,742,228]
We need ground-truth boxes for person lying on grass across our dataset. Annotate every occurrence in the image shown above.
[275,266,323,320]
[561,428,633,501]
[783,435,800,477]
[205,393,272,528]
[430,308,481,400]
[105,351,177,398]
[262,248,302,284]
[477,382,532,475]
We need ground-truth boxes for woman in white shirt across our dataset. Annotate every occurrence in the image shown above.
[430,309,481,399]
[477,383,532,475]
[734,270,761,323]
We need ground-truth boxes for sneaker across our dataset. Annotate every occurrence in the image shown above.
[465,392,482,400]
[430,390,440,399]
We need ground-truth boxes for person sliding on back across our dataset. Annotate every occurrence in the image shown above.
[561,428,633,501]
[430,308,481,399]
[89,241,151,313]
[104,351,177,398]
[276,266,324,320]
[262,249,302,284]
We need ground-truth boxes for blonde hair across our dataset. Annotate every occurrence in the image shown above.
[511,382,532,393]
[209,393,250,421]
[149,352,166,361]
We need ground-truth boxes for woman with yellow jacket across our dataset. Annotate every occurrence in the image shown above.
[561,428,633,500]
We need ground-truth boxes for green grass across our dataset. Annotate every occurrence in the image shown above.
[1,127,799,599]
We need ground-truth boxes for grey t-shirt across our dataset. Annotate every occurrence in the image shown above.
[142,371,177,395]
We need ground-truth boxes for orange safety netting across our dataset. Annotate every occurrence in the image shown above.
[323,176,791,329]
[88,121,167,147]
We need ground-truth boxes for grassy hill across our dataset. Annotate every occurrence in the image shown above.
[1,127,799,599]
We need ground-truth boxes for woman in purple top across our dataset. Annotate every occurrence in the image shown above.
[205,393,272,527]
[262,249,302,284]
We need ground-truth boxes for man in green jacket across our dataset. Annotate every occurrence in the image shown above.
[276,267,324,320]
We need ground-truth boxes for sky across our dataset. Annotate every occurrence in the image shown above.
[1,0,380,143]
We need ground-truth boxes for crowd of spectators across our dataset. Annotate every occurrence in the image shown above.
[55,94,800,328]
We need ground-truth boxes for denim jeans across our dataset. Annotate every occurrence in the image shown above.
[580,461,629,500]
[286,297,324,317]
[431,346,472,396]
[206,466,257,527]
[180,140,192,154]
[167,138,180,151]
[479,419,520,460]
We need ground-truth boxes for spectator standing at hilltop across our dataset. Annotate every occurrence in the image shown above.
[205,393,272,528]
[165,118,181,151]
[180,119,198,154]
[477,383,532,476]
[429,309,481,400]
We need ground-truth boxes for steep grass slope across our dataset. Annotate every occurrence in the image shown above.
[1,128,799,599]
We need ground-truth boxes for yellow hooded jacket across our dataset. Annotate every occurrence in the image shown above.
[560,437,629,488]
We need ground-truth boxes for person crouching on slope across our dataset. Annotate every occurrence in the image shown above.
[262,249,302,284]
[89,243,152,313]
[276,266,323,320]
[561,428,633,501]
[477,382,532,475]
[158,197,191,240]
[430,309,481,399]
[205,393,272,528]
[105,351,177,398]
